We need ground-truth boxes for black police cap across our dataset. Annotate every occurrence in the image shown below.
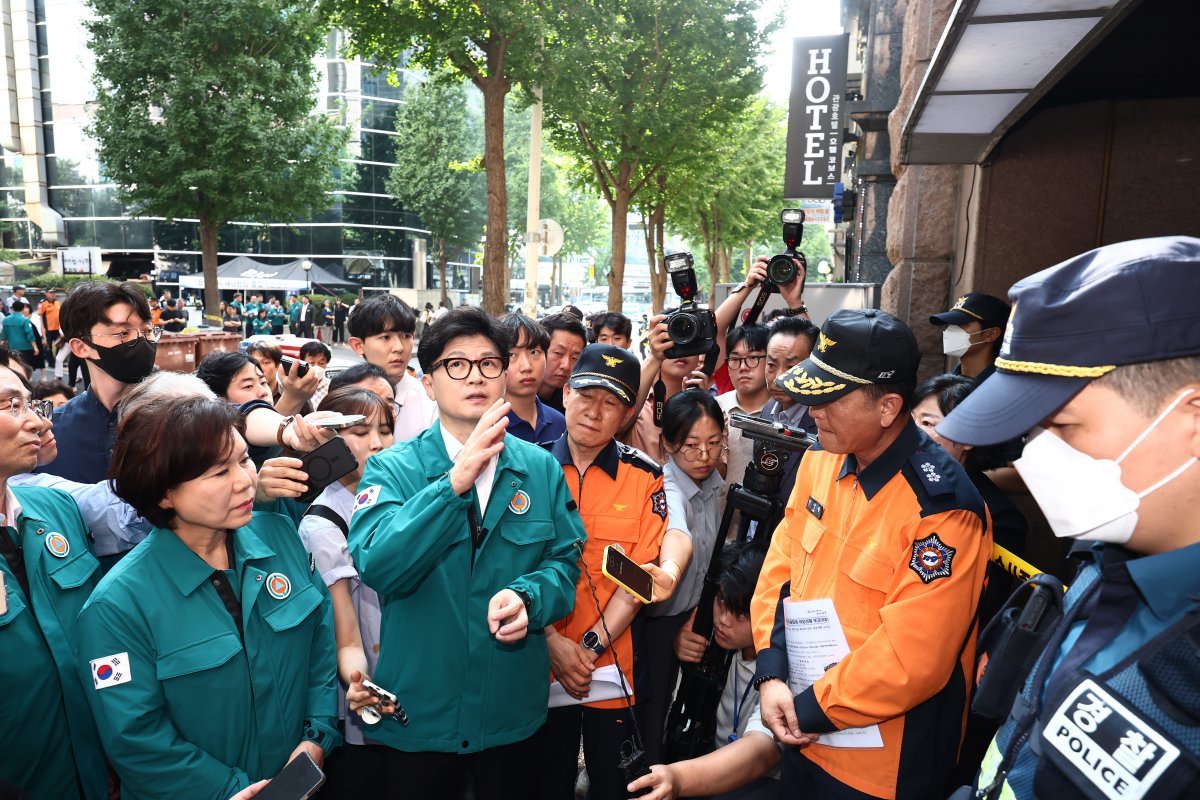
[776,308,921,406]
[568,343,640,406]
[940,236,1200,446]
[929,292,1011,331]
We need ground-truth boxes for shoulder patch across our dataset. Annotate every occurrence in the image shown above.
[901,445,987,523]
[909,533,955,584]
[618,443,663,477]
[651,488,668,520]
[352,485,381,515]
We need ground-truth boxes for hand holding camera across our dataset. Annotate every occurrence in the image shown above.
[662,253,718,360]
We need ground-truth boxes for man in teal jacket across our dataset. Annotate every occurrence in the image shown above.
[349,306,584,799]
[0,357,107,799]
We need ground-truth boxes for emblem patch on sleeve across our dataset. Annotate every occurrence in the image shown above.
[91,653,132,689]
[909,533,955,584]
[352,485,381,515]
[651,489,668,521]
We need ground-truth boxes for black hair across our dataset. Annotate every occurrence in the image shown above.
[194,351,262,400]
[346,293,416,340]
[32,379,74,402]
[726,323,769,354]
[590,312,632,340]
[245,341,283,364]
[661,388,725,449]
[860,379,917,415]
[417,306,513,374]
[715,541,767,617]
[59,281,153,341]
[768,315,820,346]
[539,313,588,347]
[912,373,1007,471]
[299,341,332,363]
[500,313,551,351]
[10,300,26,313]
[317,386,395,431]
[329,361,389,392]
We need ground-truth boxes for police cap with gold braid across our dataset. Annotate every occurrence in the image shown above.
[775,308,921,406]
[939,236,1200,447]
[568,343,640,407]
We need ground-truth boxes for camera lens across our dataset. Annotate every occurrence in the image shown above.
[766,255,797,285]
[667,312,698,344]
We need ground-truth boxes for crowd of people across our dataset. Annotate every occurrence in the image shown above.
[1,234,1198,800]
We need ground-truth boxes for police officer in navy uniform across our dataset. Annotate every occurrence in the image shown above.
[939,236,1200,800]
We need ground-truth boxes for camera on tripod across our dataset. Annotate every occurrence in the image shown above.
[663,252,717,359]
[729,411,816,500]
[764,209,808,286]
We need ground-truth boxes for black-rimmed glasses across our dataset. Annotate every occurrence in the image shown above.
[429,356,509,380]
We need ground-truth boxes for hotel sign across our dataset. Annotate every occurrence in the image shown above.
[784,35,850,199]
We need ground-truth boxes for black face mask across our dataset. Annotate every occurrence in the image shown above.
[87,336,158,384]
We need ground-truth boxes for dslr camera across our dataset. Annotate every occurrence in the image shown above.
[764,208,808,286]
[663,252,717,359]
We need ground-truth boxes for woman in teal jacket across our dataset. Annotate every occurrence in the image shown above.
[76,396,340,800]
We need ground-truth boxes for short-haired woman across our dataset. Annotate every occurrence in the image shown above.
[76,396,340,800]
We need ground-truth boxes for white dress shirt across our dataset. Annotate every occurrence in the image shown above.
[393,372,439,442]
[439,423,498,514]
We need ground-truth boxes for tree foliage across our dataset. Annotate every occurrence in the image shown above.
[385,82,487,303]
[541,0,767,311]
[325,0,547,314]
[86,0,346,321]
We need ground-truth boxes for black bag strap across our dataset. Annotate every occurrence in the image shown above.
[303,504,349,539]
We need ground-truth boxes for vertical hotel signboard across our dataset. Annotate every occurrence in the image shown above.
[784,35,850,199]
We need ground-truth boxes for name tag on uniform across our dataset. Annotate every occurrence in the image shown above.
[806,497,824,519]
[1042,678,1180,800]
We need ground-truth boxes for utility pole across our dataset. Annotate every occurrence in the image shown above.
[523,87,543,316]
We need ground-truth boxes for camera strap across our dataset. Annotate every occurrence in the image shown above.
[742,283,777,327]
[653,380,665,427]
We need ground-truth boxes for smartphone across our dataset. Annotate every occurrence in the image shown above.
[311,414,367,430]
[281,355,309,379]
[602,544,655,604]
[296,436,358,504]
[253,750,325,800]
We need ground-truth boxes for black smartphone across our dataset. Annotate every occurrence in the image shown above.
[602,545,655,604]
[281,355,309,379]
[253,751,325,800]
[296,436,358,504]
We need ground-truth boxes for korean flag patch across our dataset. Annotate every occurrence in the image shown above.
[91,653,132,690]
[352,485,381,515]
[909,533,955,584]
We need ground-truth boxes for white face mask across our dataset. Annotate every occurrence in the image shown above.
[1014,389,1198,544]
[942,325,976,358]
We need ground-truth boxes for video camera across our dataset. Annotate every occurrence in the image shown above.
[662,252,717,359]
[764,209,808,286]
[728,411,816,499]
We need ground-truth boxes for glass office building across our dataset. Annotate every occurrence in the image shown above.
[0,1,458,293]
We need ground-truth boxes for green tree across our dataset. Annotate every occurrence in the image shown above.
[86,0,346,323]
[541,0,766,311]
[326,0,546,315]
[385,82,487,304]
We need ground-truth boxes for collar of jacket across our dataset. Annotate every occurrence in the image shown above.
[547,433,620,480]
[415,420,531,482]
[155,521,275,597]
[835,418,923,500]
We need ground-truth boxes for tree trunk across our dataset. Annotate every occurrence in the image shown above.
[719,245,733,284]
[199,215,220,326]
[437,238,449,304]
[606,181,632,312]
[478,70,511,315]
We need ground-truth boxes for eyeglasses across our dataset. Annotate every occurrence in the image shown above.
[430,356,509,380]
[727,354,766,370]
[675,441,727,462]
[3,397,53,419]
[88,325,163,344]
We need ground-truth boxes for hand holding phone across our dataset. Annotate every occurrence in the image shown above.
[295,436,358,504]
[602,545,656,604]
[250,750,324,800]
[280,355,309,379]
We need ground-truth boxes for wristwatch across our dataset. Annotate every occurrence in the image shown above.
[581,630,606,658]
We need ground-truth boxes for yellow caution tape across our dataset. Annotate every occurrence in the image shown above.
[990,544,1044,583]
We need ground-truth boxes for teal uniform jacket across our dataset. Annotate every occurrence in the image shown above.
[349,423,585,754]
[1,485,106,799]
[76,512,341,800]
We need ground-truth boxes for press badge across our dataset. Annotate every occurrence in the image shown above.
[1042,678,1180,800]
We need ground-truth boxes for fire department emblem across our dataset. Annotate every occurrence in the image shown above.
[909,533,955,584]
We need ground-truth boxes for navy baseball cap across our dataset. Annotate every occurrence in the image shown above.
[568,344,640,406]
[929,292,1011,330]
[776,309,921,405]
[939,236,1200,446]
